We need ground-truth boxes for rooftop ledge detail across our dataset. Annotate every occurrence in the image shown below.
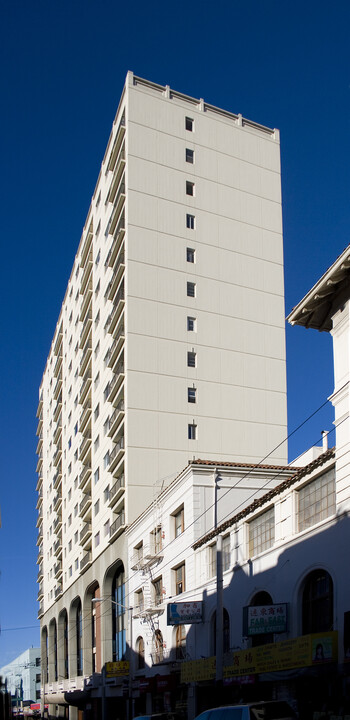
[130,72,279,140]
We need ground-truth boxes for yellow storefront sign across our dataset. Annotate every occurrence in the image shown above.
[181,632,337,683]
[181,656,216,683]
[105,661,130,677]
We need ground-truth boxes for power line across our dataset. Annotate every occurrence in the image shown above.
[1,625,40,632]
[35,386,347,659]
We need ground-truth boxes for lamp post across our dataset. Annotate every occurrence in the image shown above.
[91,597,134,720]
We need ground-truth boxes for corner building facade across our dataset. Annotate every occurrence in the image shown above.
[36,73,287,716]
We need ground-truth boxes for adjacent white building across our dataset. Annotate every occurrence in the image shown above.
[126,444,337,716]
[124,245,350,718]
[36,72,288,717]
[0,648,41,707]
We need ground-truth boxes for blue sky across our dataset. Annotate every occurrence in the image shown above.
[0,0,349,666]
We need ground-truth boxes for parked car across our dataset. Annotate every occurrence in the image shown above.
[132,715,170,720]
[194,701,297,720]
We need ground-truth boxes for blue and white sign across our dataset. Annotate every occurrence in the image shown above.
[167,601,203,625]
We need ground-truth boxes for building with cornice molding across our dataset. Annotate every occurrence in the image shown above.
[36,72,288,718]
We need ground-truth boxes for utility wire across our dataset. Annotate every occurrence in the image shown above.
[34,386,348,659]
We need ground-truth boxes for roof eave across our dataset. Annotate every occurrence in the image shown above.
[287,245,350,330]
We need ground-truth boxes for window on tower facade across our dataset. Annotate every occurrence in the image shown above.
[187,247,195,262]
[188,387,196,403]
[188,423,197,440]
[187,351,196,367]
[187,281,196,297]
[187,316,196,331]
[186,214,195,230]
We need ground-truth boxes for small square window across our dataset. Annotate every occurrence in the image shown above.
[94,532,100,548]
[188,423,197,440]
[187,316,196,331]
[186,214,195,230]
[185,148,194,164]
[187,351,196,368]
[186,181,194,196]
[188,387,196,403]
[185,117,193,132]
[94,468,100,485]
[187,247,195,263]
[187,282,196,297]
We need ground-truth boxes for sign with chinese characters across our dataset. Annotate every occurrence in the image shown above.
[181,656,216,682]
[105,661,129,677]
[167,601,203,625]
[243,604,288,636]
[180,632,338,683]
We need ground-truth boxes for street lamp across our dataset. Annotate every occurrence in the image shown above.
[91,597,134,720]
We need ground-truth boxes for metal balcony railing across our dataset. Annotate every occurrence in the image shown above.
[109,512,125,539]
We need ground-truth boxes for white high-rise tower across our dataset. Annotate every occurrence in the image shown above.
[36,73,287,714]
